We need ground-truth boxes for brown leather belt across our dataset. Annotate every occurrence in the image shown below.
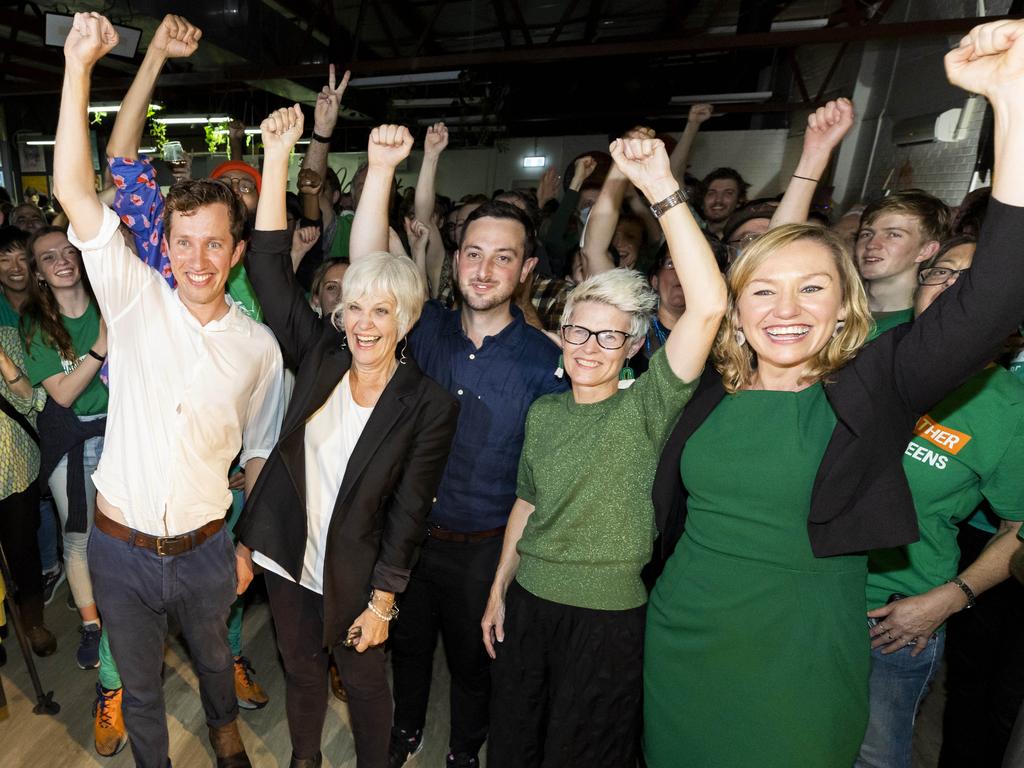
[427,523,505,543]
[95,510,225,557]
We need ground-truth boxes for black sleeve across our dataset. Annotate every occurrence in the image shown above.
[892,199,1024,414]
[247,229,323,366]
[294,216,325,293]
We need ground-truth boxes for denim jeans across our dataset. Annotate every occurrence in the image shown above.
[88,523,238,768]
[855,630,945,768]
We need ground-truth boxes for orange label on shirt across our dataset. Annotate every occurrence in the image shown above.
[913,415,972,455]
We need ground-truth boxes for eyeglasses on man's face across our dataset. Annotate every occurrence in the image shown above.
[918,266,969,286]
[560,324,631,350]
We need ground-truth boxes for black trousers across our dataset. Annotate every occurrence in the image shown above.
[0,484,44,626]
[264,571,391,767]
[939,524,1024,767]
[390,533,501,756]
[487,580,645,768]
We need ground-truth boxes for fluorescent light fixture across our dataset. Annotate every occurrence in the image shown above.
[87,103,162,114]
[25,139,56,146]
[522,156,546,168]
[45,12,142,58]
[706,18,828,34]
[154,116,232,125]
[670,91,772,104]
[348,71,462,89]
[139,146,157,154]
[416,114,496,126]
[391,97,482,108]
[296,139,311,145]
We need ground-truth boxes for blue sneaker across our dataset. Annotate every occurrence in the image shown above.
[76,624,102,670]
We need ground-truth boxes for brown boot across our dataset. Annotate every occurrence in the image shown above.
[208,720,252,768]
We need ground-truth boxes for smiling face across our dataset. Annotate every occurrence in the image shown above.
[0,246,31,296]
[165,203,245,315]
[703,178,742,225]
[561,301,639,391]
[342,289,400,371]
[11,204,46,233]
[613,218,645,269]
[455,216,535,312]
[914,242,975,318]
[32,232,83,290]
[735,239,845,383]
[855,212,935,282]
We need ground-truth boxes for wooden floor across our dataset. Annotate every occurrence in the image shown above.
[0,579,946,767]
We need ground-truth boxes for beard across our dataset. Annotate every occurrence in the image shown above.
[458,277,517,312]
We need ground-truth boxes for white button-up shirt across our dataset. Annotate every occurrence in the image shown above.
[70,205,284,536]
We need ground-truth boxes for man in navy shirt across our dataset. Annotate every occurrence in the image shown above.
[349,124,566,768]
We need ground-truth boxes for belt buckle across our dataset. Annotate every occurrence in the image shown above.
[155,536,180,557]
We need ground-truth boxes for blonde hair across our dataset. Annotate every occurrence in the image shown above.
[331,251,426,337]
[714,224,871,393]
[560,268,657,340]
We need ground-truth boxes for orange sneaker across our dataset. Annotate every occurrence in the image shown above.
[234,655,269,710]
[93,684,128,756]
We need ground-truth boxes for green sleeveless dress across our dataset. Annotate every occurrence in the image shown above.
[644,384,870,767]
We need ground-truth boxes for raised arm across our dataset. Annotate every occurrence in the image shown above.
[106,14,201,160]
[669,103,712,181]
[414,122,449,290]
[249,105,325,364]
[54,13,120,241]
[302,65,350,229]
[894,19,1024,413]
[349,124,414,261]
[771,98,854,228]
[611,137,727,383]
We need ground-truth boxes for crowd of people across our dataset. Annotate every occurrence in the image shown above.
[1,10,1023,768]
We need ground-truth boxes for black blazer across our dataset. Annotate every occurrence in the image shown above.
[653,199,1024,563]
[236,231,459,648]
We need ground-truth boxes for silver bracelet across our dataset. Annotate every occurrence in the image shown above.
[367,592,399,622]
[949,577,976,609]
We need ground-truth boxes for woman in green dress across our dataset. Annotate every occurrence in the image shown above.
[644,21,1024,767]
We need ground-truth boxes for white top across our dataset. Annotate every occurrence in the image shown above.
[69,205,284,536]
[254,372,373,593]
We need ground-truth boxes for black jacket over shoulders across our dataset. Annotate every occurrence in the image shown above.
[236,230,459,649]
[652,199,1024,564]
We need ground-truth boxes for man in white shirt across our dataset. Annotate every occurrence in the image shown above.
[54,14,283,768]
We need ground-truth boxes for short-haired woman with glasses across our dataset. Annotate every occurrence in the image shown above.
[480,137,727,768]
[854,235,1024,768]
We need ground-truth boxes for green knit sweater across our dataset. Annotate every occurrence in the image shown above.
[515,349,698,610]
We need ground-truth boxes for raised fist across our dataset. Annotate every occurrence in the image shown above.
[424,122,449,157]
[297,168,322,196]
[260,105,305,155]
[150,14,202,59]
[609,137,673,199]
[64,12,119,68]
[688,103,713,124]
[803,98,855,158]
[572,155,598,184]
[227,120,246,141]
[945,19,1024,101]
[367,124,414,171]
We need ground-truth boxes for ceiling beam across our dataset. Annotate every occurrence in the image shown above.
[547,0,584,45]
[584,0,606,42]
[491,0,513,49]
[507,0,533,47]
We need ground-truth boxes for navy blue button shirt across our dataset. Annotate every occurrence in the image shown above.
[408,300,568,531]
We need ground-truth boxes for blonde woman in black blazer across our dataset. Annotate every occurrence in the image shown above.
[234,107,458,768]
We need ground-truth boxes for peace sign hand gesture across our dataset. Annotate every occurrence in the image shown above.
[314,64,351,136]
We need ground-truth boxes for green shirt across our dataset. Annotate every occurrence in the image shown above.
[22,301,108,417]
[868,308,914,340]
[0,326,45,499]
[515,348,698,610]
[329,210,354,261]
[0,292,19,329]
[226,262,264,323]
[866,366,1024,612]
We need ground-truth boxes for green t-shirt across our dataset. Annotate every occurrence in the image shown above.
[225,261,263,323]
[868,307,914,340]
[22,300,108,416]
[515,348,698,611]
[329,211,354,261]
[866,366,1024,613]
[0,292,19,328]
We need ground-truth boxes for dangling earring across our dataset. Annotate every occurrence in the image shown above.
[554,354,564,379]
[735,328,746,346]
[313,304,322,318]
[833,319,845,338]
[399,337,408,365]
[618,364,636,390]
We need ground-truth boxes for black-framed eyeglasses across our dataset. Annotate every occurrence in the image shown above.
[918,266,970,286]
[560,324,631,350]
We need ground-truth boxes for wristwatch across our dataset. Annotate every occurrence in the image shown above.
[649,189,689,219]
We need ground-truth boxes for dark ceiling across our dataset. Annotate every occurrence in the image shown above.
[0,0,1002,150]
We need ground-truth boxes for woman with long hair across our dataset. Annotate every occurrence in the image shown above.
[20,225,107,671]
[644,22,1024,767]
